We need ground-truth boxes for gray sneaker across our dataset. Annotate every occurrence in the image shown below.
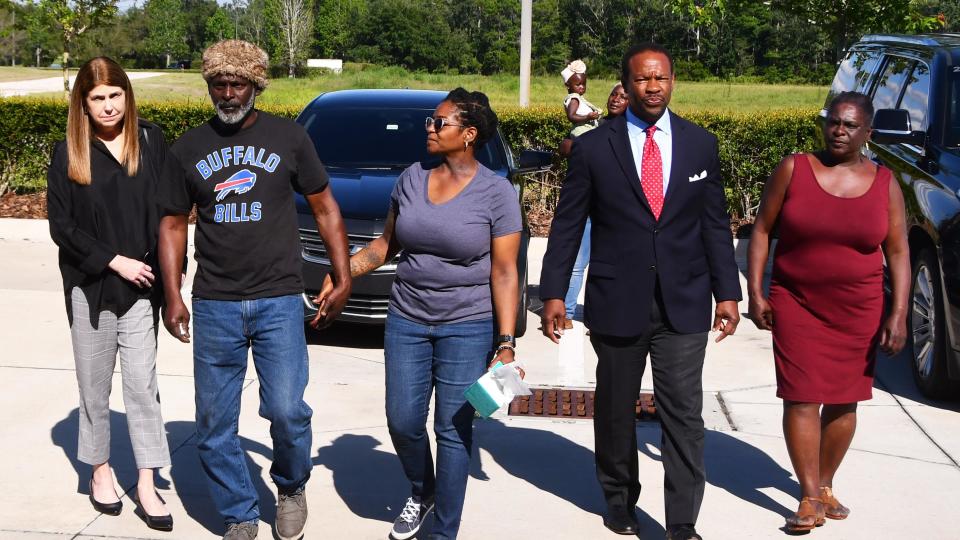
[390,496,434,540]
[276,490,307,540]
[223,521,258,540]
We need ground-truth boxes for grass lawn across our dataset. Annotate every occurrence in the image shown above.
[0,66,66,82]
[17,64,828,113]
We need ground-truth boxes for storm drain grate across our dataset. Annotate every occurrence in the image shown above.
[508,388,657,420]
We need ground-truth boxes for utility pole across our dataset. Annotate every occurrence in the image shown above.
[519,0,531,108]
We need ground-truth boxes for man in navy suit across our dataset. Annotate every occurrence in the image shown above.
[540,43,742,540]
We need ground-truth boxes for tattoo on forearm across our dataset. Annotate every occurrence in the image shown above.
[350,247,384,277]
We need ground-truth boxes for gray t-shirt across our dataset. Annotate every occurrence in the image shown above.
[389,161,522,324]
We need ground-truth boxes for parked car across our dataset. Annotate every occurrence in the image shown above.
[824,33,960,399]
[294,89,553,336]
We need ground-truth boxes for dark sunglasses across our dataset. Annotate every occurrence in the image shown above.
[424,117,463,132]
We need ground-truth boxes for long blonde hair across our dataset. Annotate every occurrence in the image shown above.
[66,57,140,185]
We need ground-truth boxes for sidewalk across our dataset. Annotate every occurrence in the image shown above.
[0,217,958,539]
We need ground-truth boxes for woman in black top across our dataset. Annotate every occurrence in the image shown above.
[47,57,175,532]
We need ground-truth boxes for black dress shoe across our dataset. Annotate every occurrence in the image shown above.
[603,507,640,535]
[666,524,702,540]
[135,490,174,532]
[88,479,122,516]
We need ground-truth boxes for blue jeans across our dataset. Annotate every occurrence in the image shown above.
[384,310,494,540]
[192,294,313,525]
[564,217,591,319]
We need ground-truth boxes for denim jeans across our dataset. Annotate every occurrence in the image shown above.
[564,217,591,319]
[384,310,494,539]
[192,294,313,526]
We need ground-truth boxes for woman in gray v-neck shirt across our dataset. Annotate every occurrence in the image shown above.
[317,88,522,539]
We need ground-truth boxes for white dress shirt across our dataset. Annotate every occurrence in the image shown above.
[625,107,673,196]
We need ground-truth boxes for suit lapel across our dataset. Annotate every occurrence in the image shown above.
[607,115,653,215]
[660,113,687,223]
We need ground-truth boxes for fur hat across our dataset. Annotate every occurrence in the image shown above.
[202,40,269,90]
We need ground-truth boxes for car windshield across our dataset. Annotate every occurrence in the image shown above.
[299,106,507,170]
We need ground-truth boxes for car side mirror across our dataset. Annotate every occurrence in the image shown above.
[513,150,554,175]
[872,109,925,145]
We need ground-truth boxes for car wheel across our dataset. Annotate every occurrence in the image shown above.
[515,265,529,337]
[910,249,957,399]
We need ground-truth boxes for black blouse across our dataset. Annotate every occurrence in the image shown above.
[47,119,178,327]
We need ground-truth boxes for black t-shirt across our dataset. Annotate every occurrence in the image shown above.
[162,111,329,300]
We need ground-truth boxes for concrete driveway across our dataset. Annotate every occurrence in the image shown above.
[0,72,164,97]
[0,217,958,539]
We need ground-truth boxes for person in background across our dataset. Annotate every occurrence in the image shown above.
[318,88,521,540]
[747,91,909,533]
[47,56,175,532]
[562,59,603,138]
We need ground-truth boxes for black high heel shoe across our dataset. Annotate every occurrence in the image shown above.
[88,478,122,516]
[135,490,173,532]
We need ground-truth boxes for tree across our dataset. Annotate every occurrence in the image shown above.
[205,7,235,45]
[774,0,941,64]
[313,0,365,58]
[669,0,725,59]
[266,0,313,77]
[240,0,267,47]
[449,0,519,74]
[144,0,187,67]
[22,1,58,67]
[0,4,23,66]
[531,0,569,74]
[38,0,117,94]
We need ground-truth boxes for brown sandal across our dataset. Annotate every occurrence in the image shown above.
[819,486,850,520]
[785,497,825,533]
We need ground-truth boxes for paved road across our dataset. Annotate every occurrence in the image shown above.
[0,72,164,97]
[0,217,958,539]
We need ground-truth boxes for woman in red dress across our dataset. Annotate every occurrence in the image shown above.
[747,92,910,533]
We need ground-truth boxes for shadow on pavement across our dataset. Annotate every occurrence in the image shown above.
[314,433,409,522]
[164,420,279,535]
[874,347,960,413]
[638,428,798,519]
[305,321,385,350]
[314,433,435,537]
[51,408,147,496]
[472,419,665,537]
[52,411,280,536]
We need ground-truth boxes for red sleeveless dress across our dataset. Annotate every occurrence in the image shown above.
[769,154,890,403]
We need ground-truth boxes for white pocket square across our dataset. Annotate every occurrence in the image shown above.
[688,170,707,182]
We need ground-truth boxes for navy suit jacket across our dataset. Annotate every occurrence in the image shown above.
[540,112,742,336]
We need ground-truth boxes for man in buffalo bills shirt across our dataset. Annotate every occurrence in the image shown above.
[157,40,351,540]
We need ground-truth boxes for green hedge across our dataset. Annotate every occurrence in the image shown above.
[0,98,819,220]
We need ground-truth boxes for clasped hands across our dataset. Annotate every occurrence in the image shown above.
[311,273,356,330]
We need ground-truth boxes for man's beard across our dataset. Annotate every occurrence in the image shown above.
[215,92,256,125]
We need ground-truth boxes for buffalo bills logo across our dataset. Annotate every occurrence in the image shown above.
[214,169,257,201]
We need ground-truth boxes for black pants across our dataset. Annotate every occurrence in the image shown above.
[590,293,708,527]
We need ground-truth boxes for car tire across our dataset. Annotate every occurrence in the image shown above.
[909,248,958,399]
[515,265,528,338]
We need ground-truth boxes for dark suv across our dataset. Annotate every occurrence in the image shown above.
[825,34,960,398]
[294,89,552,336]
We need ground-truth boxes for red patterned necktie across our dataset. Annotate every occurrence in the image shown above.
[641,124,664,220]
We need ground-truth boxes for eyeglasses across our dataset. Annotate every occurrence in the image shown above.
[425,117,463,132]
